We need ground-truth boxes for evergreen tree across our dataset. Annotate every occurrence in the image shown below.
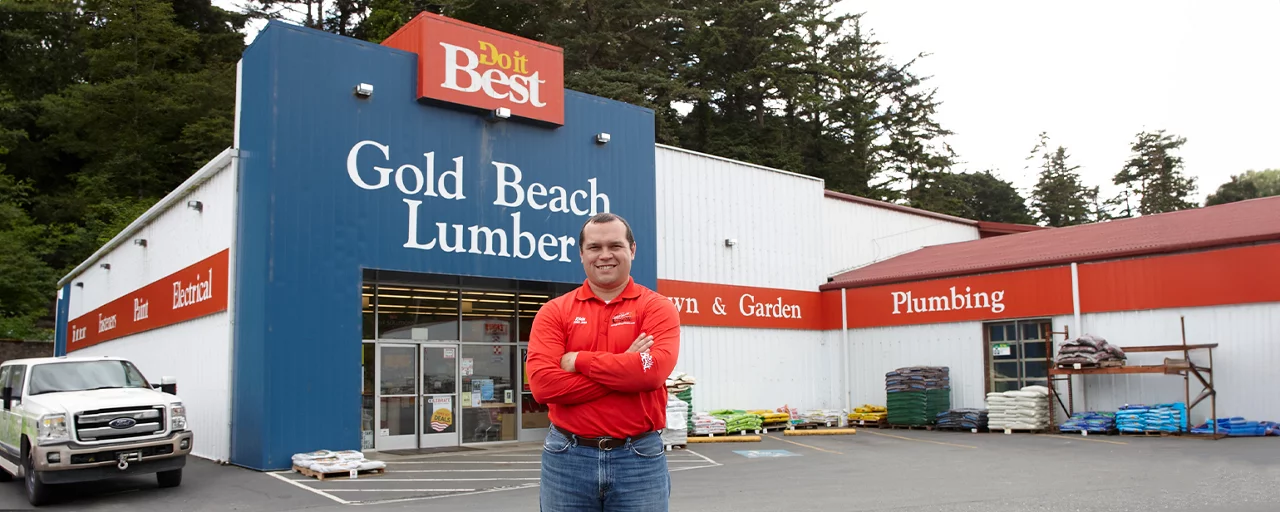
[1028,133,1097,227]
[1205,169,1280,206]
[907,170,1035,224]
[0,0,244,336]
[1112,129,1197,215]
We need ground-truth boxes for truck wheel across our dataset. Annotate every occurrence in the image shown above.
[24,450,52,506]
[157,468,182,488]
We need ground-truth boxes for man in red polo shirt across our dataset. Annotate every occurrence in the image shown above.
[526,212,681,511]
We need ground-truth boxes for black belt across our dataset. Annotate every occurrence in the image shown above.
[553,425,658,451]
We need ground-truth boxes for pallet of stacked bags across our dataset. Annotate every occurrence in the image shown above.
[935,409,989,431]
[748,409,793,431]
[985,385,1050,433]
[1117,403,1187,435]
[662,393,689,448]
[667,371,697,434]
[690,412,727,436]
[1054,333,1127,369]
[848,404,888,427]
[710,409,764,435]
[1059,411,1117,435]
[1191,417,1280,437]
[885,366,951,427]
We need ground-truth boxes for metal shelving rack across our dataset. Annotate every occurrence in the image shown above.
[1046,317,1224,439]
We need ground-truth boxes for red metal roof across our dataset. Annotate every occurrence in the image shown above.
[821,196,1280,290]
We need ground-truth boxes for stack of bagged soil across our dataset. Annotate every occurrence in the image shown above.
[885,366,951,426]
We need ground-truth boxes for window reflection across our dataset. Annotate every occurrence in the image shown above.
[377,287,460,341]
[460,344,518,443]
[460,290,515,343]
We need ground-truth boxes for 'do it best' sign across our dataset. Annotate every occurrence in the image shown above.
[381,13,565,126]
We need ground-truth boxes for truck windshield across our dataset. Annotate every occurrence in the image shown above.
[28,361,151,395]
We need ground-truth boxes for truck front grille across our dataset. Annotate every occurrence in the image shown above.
[75,406,166,443]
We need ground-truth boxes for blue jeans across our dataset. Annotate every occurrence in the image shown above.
[540,425,670,511]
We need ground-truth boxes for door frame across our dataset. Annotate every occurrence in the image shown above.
[419,342,460,448]
[374,342,420,451]
[983,318,1052,394]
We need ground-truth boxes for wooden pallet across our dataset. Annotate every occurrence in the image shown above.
[664,444,688,451]
[848,419,888,429]
[1119,430,1180,437]
[936,426,989,433]
[886,424,935,431]
[984,428,1047,434]
[292,464,386,481]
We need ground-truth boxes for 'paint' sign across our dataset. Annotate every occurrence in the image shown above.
[381,13,565,126]
[67,249,229,352]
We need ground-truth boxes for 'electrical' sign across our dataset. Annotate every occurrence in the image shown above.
[67,249,228,352]
[381,12,565,126]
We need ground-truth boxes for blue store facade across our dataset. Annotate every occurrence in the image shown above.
[56,17,658,471]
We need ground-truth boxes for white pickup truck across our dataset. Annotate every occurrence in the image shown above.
[0,356,193,506]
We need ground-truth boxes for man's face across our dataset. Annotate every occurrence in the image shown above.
[579,220,635,289]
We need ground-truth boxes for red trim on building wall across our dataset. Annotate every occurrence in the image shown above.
[842,266,1074,329]
[67,249,229,352]
[657,280,828,330]
[1079,243,1280,314]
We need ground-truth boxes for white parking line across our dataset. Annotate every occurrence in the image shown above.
[279,449,719,506]
[316,477,540,482]
[348,483,543,506]
[386,461,541,464]
[267,471,350,505]
[329,488,478,492]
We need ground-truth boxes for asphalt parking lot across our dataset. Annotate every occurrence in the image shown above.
[0,429,1276,511]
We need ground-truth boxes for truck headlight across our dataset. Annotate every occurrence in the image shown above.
[37,414,69,445]
[170,403,187,431]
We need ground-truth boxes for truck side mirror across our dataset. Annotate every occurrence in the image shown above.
[160,376,177,395]
[1,387,11,410]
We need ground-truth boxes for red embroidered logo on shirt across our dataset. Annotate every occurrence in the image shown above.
[610,311,635,327]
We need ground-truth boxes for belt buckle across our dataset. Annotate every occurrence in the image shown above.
[596,437,615,451]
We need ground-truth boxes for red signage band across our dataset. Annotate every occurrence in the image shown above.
[67,249,229,352]
[843,266,1074,329]
[1079,243,1280,314]
[657,280,827,330]
[381,13,565,126]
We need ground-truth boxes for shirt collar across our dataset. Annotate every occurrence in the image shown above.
[575,278,640,302]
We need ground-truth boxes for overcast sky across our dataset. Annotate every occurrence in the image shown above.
[833,0,1280,204]
[218,0,1279,205]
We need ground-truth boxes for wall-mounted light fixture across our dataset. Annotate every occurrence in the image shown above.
[75,282,84,288]
[488,107,511,122]
[187,200,203,212]
[595,132,611,144]
[99,263,110,270]
[354,83,374,98]
[134,239,147,247]
[724,238,738,247]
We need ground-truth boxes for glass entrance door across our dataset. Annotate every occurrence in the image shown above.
[377,343,418,450]
[420,344,459,447]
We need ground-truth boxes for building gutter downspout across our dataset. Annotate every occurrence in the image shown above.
[841,288,850,426]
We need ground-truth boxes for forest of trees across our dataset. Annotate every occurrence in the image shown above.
[1,0,1275,339]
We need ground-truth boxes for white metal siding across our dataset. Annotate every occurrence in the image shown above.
[64,152,238,463]
[655,146,826,290]
[822,198,979,277]
[674,327,841,413]
[1070,303,1280,425]
[847,322,987,410]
